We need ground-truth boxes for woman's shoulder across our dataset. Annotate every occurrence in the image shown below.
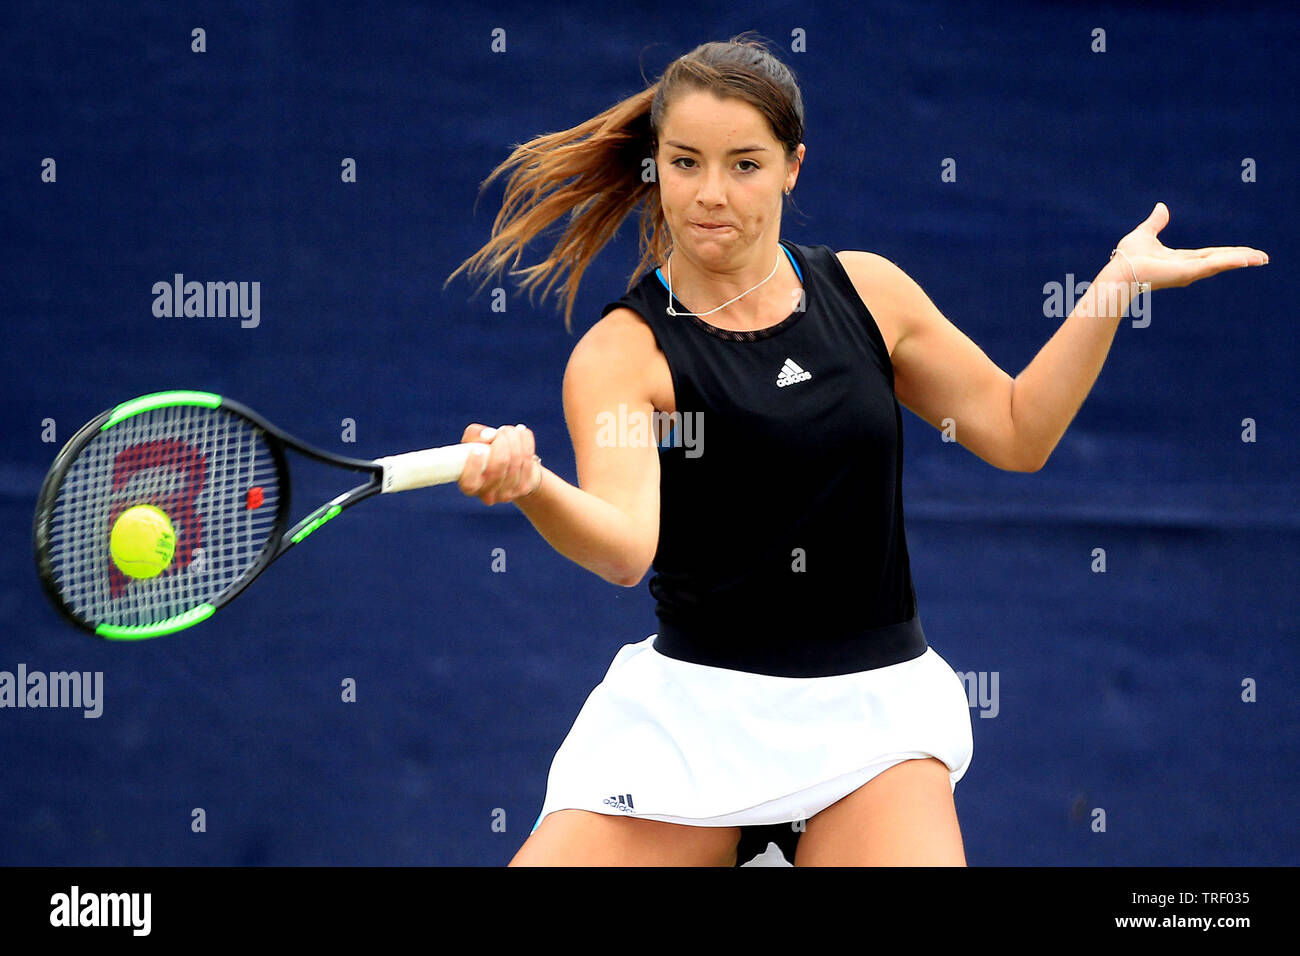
[832,247,893,273]
[590,302,655,341]
[569,304,658,371]
[831,248,912,298]
[563,304,666,411]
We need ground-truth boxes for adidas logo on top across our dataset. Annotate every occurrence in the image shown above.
[776,358,812,388]
[602,793,635,814]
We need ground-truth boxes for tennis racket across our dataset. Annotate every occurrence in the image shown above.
[34,390,477,640]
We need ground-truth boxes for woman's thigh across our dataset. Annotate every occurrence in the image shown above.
[509,809,742,866]
[794,757,965,866]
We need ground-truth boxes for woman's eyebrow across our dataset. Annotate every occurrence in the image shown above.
[665,140,769,155]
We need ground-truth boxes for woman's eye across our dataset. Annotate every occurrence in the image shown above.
[671,157,759,172]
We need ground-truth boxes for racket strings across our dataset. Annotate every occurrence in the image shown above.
[46,404,282,627]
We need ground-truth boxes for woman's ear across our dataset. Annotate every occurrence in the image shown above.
[785,144,805,192]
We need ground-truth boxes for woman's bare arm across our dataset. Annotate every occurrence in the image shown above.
[463,310,660,587]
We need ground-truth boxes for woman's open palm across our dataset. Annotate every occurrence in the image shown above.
[1115,202,1268,291]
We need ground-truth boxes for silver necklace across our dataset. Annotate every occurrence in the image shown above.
[665,249,781,318]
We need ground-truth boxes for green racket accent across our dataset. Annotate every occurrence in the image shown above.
[95,603,217,640]
[101,391,222,430]
[290,504,342,544]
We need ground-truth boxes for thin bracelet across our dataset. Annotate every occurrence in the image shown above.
[1110,248,1152,295]
[517,455,543,499]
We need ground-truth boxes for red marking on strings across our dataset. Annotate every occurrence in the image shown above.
[107,439,207,599]
[246,486,264,510]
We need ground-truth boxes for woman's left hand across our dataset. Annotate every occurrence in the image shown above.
[1113,202,1268,291]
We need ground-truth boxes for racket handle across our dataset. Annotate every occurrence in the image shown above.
[375,443,476,493]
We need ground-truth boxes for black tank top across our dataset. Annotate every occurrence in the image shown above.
[599,239,928,678]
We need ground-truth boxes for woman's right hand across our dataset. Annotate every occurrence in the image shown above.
[457,423,541,506]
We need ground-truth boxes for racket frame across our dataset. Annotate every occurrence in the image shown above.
[34,391,399,640]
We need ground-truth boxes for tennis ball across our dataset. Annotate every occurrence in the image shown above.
[110,504,176,579]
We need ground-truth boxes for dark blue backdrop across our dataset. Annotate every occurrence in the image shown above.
[1,0,1296,866]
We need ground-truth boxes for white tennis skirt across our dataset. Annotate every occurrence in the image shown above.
[532,632,973,832]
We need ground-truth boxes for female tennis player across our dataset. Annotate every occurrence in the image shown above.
[445,34,1267,866]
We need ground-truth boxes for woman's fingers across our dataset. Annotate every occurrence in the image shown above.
[1142,249,1269,289]
[456,423,502,500]
[458,442,490,497]
[1177,248,1269,276]
[478,424,536,505]
[1140,201,1171,236]
[1208,246,1268,265]
[1119,204,1268,288]
[1166,245,1267,263]
[476,426,509,505]
[454,423,539,505]
[460,423,497,443]
[1122,241,1269,290]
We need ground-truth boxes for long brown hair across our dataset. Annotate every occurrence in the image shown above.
[443,31,805,334]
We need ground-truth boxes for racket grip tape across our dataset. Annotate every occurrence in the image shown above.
[375,443,476,493]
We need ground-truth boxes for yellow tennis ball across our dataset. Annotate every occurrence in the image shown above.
[110,504,176,579]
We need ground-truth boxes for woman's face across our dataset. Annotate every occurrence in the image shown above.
[656,89,802,264]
